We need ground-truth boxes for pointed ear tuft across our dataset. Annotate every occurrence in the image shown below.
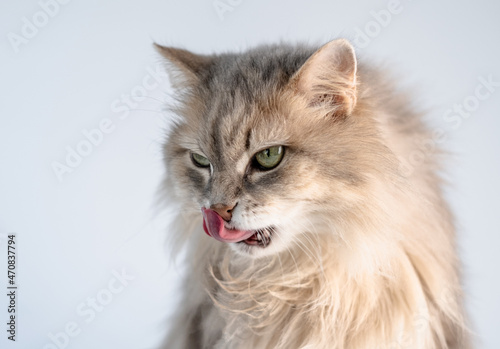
[154,43,213,87]
[291,39,358,117]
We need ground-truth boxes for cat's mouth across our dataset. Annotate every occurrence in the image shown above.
[238,228,273,247]
[202,208,273,248]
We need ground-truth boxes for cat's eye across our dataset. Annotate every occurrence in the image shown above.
[191,152,211,168]
[254,146,284,170]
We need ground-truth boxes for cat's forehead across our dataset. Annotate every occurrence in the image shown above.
[204,45,312,93]
[179,45,315,164]
[198,98,287,165]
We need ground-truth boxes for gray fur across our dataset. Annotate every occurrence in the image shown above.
[156,40,470,349]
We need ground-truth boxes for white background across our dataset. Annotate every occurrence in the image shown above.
[1,0,499,348]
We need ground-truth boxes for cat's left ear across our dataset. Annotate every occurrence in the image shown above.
[154,43,213,87]
[290,39,357,117]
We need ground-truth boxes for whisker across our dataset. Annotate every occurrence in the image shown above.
[137,95,169,104]
[272,228,301,286]
[272,229,286,283]
[287,219,327,283]
[127,108,168,114]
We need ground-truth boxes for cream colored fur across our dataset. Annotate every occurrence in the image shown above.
[157,39,470,349]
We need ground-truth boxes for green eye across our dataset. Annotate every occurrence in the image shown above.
[191,152,210,168]
[254,146,284,170]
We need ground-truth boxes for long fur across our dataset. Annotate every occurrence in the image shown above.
[156,40,471,349]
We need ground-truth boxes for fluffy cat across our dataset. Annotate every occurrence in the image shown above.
[155,39,470,348]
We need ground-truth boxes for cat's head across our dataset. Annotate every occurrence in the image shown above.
[158,39,392,258]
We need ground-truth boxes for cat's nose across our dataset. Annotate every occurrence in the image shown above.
[210,203,237,222]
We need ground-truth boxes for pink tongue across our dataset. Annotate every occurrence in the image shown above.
[202,208,255,243]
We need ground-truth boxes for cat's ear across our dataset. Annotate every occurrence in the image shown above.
[290,39,357,117]
[154,43,213,87]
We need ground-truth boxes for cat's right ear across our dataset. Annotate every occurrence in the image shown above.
[154,44,213,88]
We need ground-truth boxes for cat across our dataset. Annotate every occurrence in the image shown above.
[155,39,471,349]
